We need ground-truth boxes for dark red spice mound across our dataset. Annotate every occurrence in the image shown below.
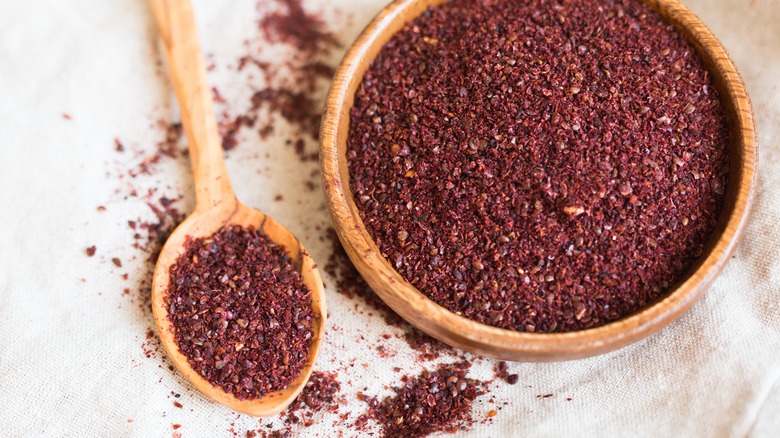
[347,0,730,332]
[166,225,313,399]
[283,371,341,425]
[357,362,485,437]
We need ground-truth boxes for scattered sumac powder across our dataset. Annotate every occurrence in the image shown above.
[166,225,313,399]
[281,371,342,427]
[347,0,730,332]
[357,361,485,437]
[224,0,341,154]
[260,0,339,57]
[493,361,519,385]
[403,328,454,361]
[132,196,186,262]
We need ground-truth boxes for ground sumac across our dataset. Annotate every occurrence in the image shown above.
[356,361,485,437]
[166,225,313,399]
[347,0,729,332]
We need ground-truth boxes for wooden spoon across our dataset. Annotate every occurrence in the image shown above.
[148,0,325,416]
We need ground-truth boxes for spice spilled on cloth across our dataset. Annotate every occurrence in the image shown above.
[260,0,339,55]
[221,0,341,158]
[355,361,486,437]
[281,371,342,428]
[166,225,313,399]
[347,0,730,332]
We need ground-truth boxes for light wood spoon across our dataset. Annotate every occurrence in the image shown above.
[149,0,325,416]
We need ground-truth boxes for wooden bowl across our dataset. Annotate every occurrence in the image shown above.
[320,0,757,361]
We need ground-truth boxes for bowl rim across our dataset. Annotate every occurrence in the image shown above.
[320,0,758,361]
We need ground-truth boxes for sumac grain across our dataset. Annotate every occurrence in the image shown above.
[166,225,313,399]
[494,361,519,385]
[347,0,730,332]
[358,362,485,437]
[284,371,341,424]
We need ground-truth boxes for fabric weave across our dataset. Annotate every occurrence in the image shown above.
[0,0,777,436]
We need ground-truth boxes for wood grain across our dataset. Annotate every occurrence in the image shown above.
[149,0,326,415]
[320,0,757,361]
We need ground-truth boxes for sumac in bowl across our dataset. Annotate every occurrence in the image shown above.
[321,0,757,361]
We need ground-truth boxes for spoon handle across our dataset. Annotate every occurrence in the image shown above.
[150,0,236,212]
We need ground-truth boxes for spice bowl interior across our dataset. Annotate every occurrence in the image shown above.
[320,0,757,361]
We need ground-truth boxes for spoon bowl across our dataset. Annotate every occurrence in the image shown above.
[149,0,325,416]
[152,202,326,417]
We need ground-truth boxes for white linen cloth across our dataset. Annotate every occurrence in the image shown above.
[0,0,778,436]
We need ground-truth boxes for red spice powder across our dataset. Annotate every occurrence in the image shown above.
[403,328,454,362]
[260,0,339,55]
[493,361,519,385]
[249,88,323,141]
[128,121,183,177]
[277,371,342,428]
[347,0,730,332]
[355,361,486,437]
[131,198,186,262]
[166,225,313,400]
[223,0,340,157]
[219,114,256,151]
